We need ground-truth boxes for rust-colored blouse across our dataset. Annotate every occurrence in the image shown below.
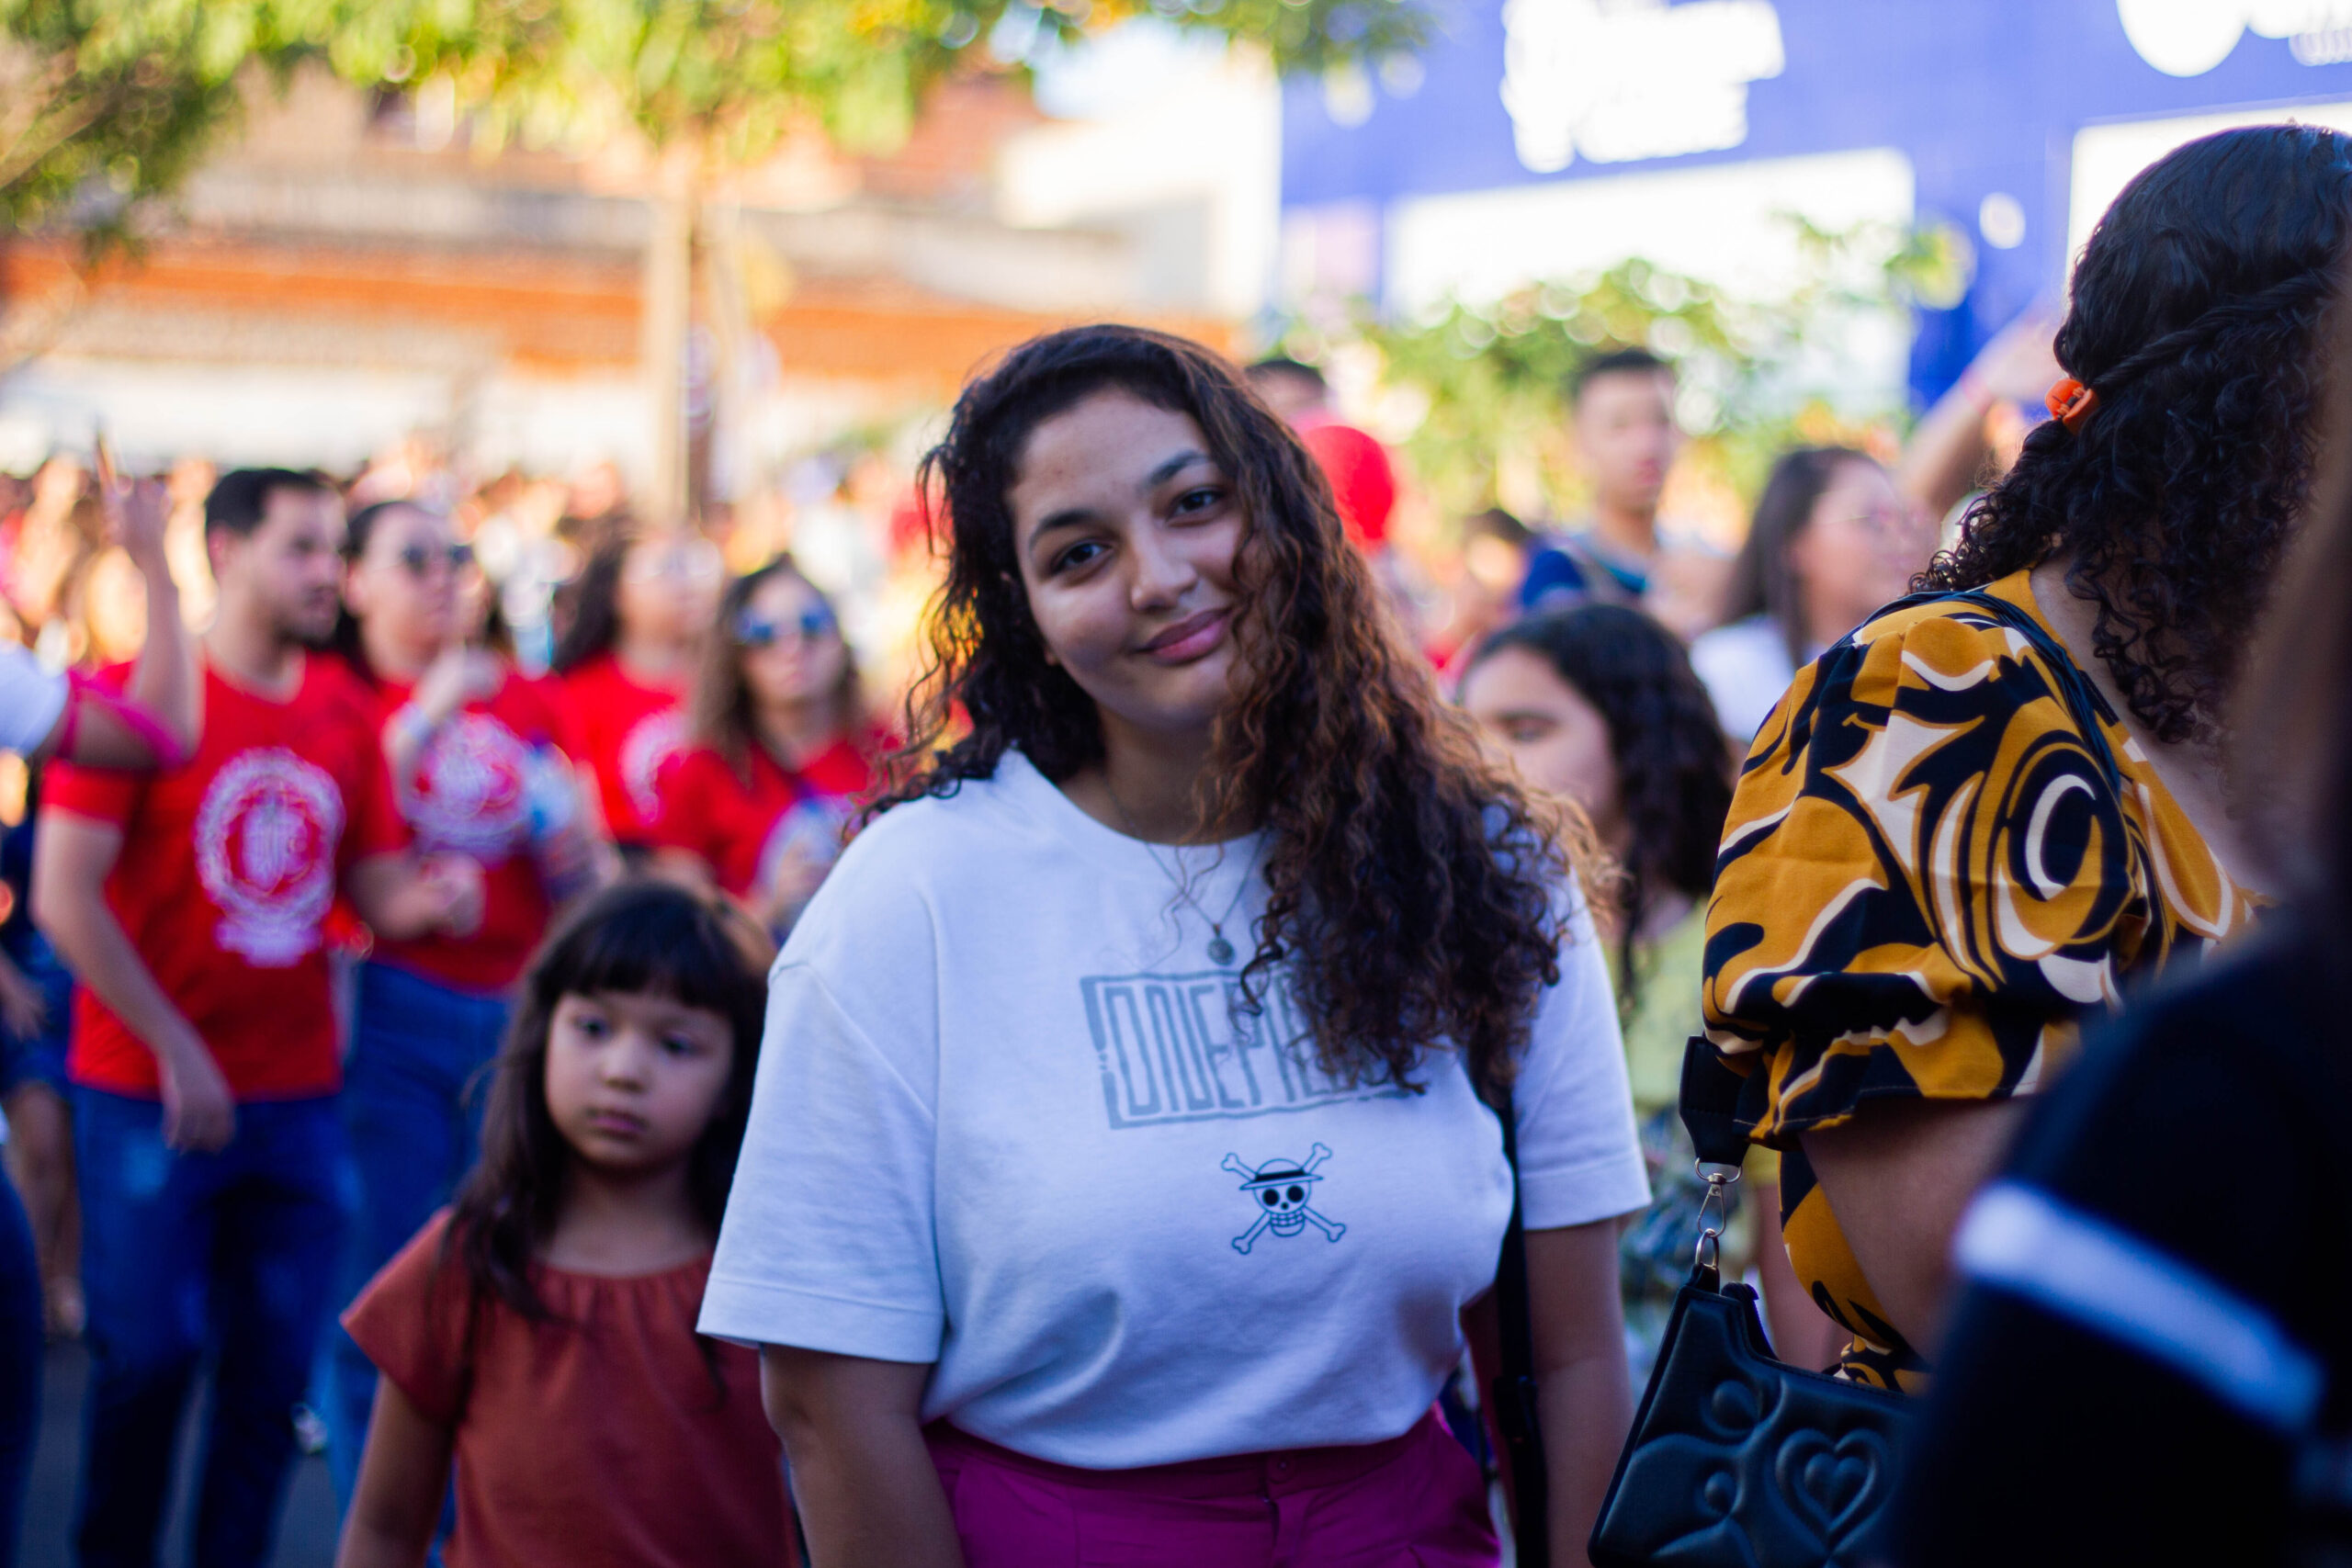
[345,1211,793,1567]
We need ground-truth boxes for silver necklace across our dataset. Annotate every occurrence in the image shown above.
[1103,781,1261,966]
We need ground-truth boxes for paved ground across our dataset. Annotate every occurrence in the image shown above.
[20,1339,341,1568]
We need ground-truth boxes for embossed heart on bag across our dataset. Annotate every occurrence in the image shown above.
[1774,1427,1889,1549]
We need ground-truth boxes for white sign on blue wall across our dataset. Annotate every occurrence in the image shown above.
[1283,0,2352,403]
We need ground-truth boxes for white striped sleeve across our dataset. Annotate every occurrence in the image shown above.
[1954,1182,2323,1436]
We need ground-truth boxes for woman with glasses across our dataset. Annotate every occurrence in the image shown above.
[319,498,608,1511]
[1687,447,1935,744]
[549,525,724,852]
[650,558,885,939]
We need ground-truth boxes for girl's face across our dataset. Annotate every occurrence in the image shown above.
[1007,389,1250,749]
[1785,460,1931,638]
[1460,646,1624,846]
[543,989,735,1178]
[344,504,466,655]
[737,571,847,712]
[618,531,724,645]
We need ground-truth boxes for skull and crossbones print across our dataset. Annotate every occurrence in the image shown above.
[1223,1144,1346,1253]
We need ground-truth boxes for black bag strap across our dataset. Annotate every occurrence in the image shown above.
[1936,586,2129,797]
[1482,1074,1552,1568]
[1679,1032,1752,1170]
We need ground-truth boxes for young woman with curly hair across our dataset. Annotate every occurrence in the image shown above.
[1462,604,1842,1379]
[1694,122,2351,1395]
[699,324,1649,1568]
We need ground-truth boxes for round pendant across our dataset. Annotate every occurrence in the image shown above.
[1207,935,1236,966]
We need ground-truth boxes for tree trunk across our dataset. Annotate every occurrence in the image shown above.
[642,185,695,529]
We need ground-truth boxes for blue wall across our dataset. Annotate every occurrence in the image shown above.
[1283,0,2352,404]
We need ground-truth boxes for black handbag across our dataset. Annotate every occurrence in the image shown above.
[1587,1044,1913,1568]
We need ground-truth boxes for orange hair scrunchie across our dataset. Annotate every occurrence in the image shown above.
[2045,376,2099,432]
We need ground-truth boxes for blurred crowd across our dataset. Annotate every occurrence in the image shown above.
[5,119,2343,1568]
[0,286,2060,1537]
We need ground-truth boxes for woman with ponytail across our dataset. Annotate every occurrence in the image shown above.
[1693,124,2349,1393]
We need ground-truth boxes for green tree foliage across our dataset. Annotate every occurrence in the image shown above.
[1295,217,1972,526]
[322,0,1430,158]
[0,0,307,247]
[0,0,1430,243]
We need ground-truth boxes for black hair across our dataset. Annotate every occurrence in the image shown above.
[1465,604,1733,1006]
[1243,355,1329,397]
[1464,506,1534,550]
[445,880,773,1327]
[1570,345,1673,405]
[549,523,639,674]
[1926,123,2352,744]
[1722,446,1881,668]
[204,468,332,537]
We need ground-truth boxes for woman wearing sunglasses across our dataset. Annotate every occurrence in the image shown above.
[320,498,609,1511]
[650,558,886,940]
[550,525,724,851]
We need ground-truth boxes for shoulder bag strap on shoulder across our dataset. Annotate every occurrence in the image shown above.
[1477,1066,1552,1568]
[1890,586,2130,797]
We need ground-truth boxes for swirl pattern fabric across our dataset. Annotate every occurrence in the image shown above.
[1698,571,2249,1390]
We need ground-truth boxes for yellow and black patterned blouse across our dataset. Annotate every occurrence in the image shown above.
[1698,570,2249,1391]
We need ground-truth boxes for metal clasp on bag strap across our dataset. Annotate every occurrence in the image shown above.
[1691,1162,1741,1287]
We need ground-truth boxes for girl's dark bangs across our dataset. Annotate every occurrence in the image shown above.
[546,895,749,1015]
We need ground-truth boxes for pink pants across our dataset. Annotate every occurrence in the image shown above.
[925,1409,1500,1568]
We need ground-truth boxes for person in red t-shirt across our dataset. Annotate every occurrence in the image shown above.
[548,525,721,850]
[650,558,886,939]
[334,881,790,1568]
[317,496,613,1513]
[1243,356,1400,550]
[33,468,484,1568]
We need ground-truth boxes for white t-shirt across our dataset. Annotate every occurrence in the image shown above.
[0,643,66,759]
[1689,614,1804,744]
[700,751,1649,1469]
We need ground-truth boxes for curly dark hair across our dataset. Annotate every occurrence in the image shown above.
[1924,123,2352,743]
[1465,604,1732,1007]
[446,880,773,1328]
[885,323,1600,1092]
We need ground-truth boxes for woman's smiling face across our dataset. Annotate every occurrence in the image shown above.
[1007,389,1250,747]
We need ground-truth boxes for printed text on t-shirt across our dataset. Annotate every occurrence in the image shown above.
[1080,970,1407,1129]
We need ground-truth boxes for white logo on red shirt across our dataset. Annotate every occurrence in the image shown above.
[194,748,345,967]
[620,708,687,825]
[405,712,530,861]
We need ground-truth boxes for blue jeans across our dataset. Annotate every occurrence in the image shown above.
[0,1170,40,1568]
[72,1089,352,1568]
[0,931,74,1097]
[322,963,509,1513]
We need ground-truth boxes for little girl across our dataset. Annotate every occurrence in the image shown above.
[333,881,788,1568]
